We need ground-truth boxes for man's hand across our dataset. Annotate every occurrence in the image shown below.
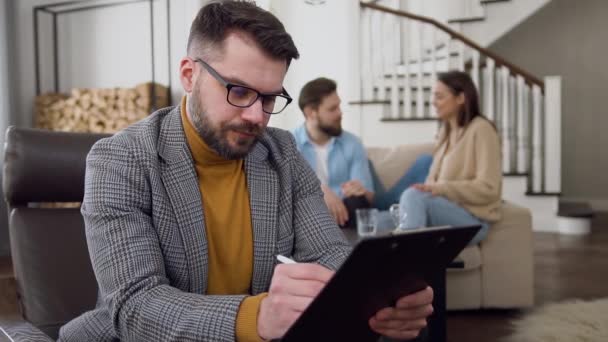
[341,180,367,197]
[321,185,349,226]
[341,180,374,204]
[257,263,335,340]
[369,286,434,340]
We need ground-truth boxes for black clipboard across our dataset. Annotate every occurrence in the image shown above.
[281,225,481,342]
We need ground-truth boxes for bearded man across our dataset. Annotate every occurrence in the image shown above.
[293,78,375,228]
[58,3,433,341]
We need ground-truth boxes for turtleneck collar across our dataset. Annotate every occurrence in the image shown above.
[181,96,239,166]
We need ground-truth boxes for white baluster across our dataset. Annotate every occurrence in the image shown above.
[501,67,510,174]
[484,59,495,122]
[360,9,373,100]
[383,13,394,78]
[544,76,562,193]
[393,2,401,67]
[471,50,480,89]
[443,35,451,71]
[401,18,411,118]
[430,28,437,84]
[381,13,393,101]
[384,12,398,119]
[457,40,465,71]
[390,73,399,120]
[517,77,529,174]
[416,21,424,119]
[532,85,543,193]
[371,11,383,100]
[400,11,410,68]
[509,75,517,172]
[428,28,438,118]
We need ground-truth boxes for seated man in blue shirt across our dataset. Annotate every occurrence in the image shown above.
[293,78,374,228]
[294,77,434,230]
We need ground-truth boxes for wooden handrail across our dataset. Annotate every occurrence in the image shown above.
[360,1,544,88]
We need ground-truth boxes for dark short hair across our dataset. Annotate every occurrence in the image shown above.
[187,0,299,66]
[298,77,337,112]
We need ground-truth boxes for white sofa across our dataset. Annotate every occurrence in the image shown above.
[366,143,534,310]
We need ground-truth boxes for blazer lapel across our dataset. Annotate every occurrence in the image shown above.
[245,140,278,294]
[157,107,208,295]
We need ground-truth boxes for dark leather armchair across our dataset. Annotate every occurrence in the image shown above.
[2,127,110,341]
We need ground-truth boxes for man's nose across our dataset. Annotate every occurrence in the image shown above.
[241,98,267,125]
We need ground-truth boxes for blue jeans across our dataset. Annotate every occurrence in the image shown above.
[373,155,433,211]
[399,188,489,245]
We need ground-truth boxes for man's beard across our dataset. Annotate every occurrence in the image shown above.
[188,83,263,160]
[318,120,342,137]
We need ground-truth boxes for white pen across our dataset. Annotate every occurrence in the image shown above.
[276,254,297,264]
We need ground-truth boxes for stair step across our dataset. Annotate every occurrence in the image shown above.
[349,100,431,106]
[524,191,561,197]
[480,0,510,4]
[373,86,432,92]
[403,52,460,65]
[380,117,437,122]
[503,172,528,177]
[426,42,447,55]
[448,16,485,24]
[558,202,594,218]
[383,73,433,79]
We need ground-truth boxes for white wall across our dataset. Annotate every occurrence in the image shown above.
[11,0,362,135]
[268,0,362,135]
[12,0,205,127]
[0,0,11,131]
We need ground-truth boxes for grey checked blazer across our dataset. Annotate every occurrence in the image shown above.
[57,105,352,341]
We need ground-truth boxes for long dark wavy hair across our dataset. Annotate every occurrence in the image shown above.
[435,70,493,150]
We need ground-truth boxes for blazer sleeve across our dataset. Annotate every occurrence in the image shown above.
[82,137,246,342]
[288,138,352,271]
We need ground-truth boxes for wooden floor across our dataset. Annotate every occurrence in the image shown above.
[2,213,608,341]
[447,212,608,341]
[0,255,18,318]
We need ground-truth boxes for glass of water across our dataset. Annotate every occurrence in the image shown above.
[356,208,378,237]
[389,203,407,230]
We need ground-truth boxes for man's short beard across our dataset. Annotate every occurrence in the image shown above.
[318,122,342,137]
[188,83,263,160]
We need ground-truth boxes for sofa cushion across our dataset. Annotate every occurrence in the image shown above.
[451,245,482,271]
[366,143,434,190]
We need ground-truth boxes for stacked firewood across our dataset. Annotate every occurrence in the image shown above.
[35,82,169,133]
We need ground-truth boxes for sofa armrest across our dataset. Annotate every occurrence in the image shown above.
[479,200,534,308]
[0,319,53,342]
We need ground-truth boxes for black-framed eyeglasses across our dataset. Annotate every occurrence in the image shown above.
[193,58,292,115]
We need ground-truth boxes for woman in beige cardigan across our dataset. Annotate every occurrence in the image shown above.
[398,71,502,245]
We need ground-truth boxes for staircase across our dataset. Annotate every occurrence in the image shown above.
[448,0,552,47]
[354,1,566,232]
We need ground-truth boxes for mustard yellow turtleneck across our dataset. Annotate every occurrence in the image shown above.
[181,97,267,342]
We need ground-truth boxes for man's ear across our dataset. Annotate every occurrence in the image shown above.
[303,106,317,121]
[179,57,196,94]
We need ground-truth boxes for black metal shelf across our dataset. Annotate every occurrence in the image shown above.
[33,0,172,110]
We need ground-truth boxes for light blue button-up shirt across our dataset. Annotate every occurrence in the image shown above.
[292,124,373,198]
